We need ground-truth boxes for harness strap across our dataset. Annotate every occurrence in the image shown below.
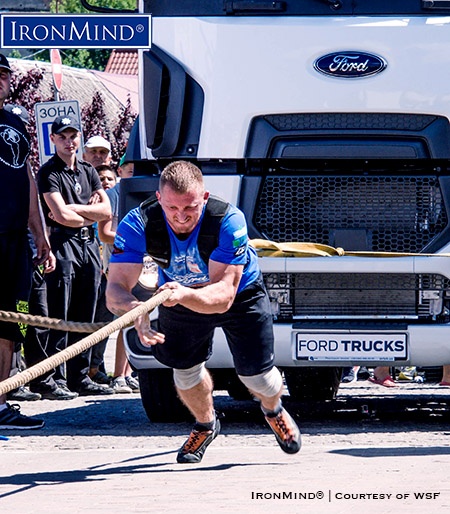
[140,195,230,268]
[249,238,450,258]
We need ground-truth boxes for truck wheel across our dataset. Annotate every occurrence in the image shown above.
[225,373,254,401]
[283,367,342,402]
[210,369,254,401]
[137,369,192,423]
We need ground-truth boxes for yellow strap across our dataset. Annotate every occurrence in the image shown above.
[249,238,450,258]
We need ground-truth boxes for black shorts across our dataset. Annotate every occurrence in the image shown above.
[0,231,32,342]
[153,275,275,376]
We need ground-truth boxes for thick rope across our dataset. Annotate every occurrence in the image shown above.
[0,311,108,332]
[250,239,450,258]
[0,289,172,396]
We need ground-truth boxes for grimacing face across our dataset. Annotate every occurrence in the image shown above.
[156,185,209,236]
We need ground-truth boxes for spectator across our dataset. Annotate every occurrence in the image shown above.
[106,160,301,463]
[440,365,450,386]
[96,164,117,191]
[88,164,118,385]
[98,156,139,393]
[82,139,115,385]
[341,366,360,383]
[0,53,52,428]
[368,366,397,388]
[341,366,370,383]
[37,115,113,396]
[2,104,50,402]
[117,153,134,180]
[82,135,112,168]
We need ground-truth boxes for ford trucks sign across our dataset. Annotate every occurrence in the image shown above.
[314,51,387,79]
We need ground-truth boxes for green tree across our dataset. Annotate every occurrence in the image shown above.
[8,66,137,170]
[31,0,138,71]
[8,67,51,170]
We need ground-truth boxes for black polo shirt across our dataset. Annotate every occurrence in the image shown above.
[38,154,102,229]
[0,108,31,233]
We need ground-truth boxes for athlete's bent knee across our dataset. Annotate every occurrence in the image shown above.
[173,362,207,390]
[238,367,283,398]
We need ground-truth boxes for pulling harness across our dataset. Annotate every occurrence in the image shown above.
[140,194,230,269]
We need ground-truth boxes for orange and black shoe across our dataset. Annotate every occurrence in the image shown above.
[265,407,301,454]
[177,418,221,463]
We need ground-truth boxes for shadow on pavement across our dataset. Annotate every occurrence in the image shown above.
[329,445,450,458]
[0,451,286,498]
[2,389,450,439]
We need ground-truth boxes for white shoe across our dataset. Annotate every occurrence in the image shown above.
[111,376,132,394]
[125,375,140,392]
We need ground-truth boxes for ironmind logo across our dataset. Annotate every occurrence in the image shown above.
[0,14,151,49]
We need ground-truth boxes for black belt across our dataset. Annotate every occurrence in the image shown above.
[50,226,95,240]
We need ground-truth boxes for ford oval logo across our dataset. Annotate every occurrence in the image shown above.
[314,51,387,79]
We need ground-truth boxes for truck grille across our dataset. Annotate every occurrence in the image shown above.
[264,272,450,321]
[254,175,447,252]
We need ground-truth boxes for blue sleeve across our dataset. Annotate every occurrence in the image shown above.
[210,206,249,265]
[109,207,147,264]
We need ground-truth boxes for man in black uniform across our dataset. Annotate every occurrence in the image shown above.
[0,53,52,429]
[37,115,113,396]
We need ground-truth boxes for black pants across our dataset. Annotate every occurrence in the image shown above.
[90,273,114,371]
[44,232,102,391]
[154,275,275,376]
[0,231,32,343]
[23,266,60,391]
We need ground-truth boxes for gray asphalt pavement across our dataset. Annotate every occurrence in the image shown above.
[1,338,450,514]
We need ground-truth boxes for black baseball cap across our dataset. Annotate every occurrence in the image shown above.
[4,104,29,124]
[0,53,12,72]
[51,115,81,134]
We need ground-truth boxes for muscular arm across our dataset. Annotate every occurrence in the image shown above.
[43,188,111,227]
[106,261,166,346]
[158,259,243,314]
[106,262,143,316]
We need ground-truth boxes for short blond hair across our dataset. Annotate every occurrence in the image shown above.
[159,161,204,194]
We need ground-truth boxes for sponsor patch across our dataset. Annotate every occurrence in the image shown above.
[232,227,247,249]
[234,245,246,257]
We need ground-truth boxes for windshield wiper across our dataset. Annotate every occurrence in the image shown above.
[80,0,136,13]
[423,0,450,9]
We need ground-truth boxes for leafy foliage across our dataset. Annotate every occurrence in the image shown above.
[8,67,52,171]
[7,65,137,171]
[112,95,137,163]
[81,91,110,142]
[24,0,138,71]
[81,91,137,163]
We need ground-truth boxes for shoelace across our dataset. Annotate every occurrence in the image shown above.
[271,414,295,441]
[182,430,211,453]
[6,404,25,418]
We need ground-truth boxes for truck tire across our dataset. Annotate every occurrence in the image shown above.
[137,368,192,423]
[283,367,342,402]
[210,369,254,401]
